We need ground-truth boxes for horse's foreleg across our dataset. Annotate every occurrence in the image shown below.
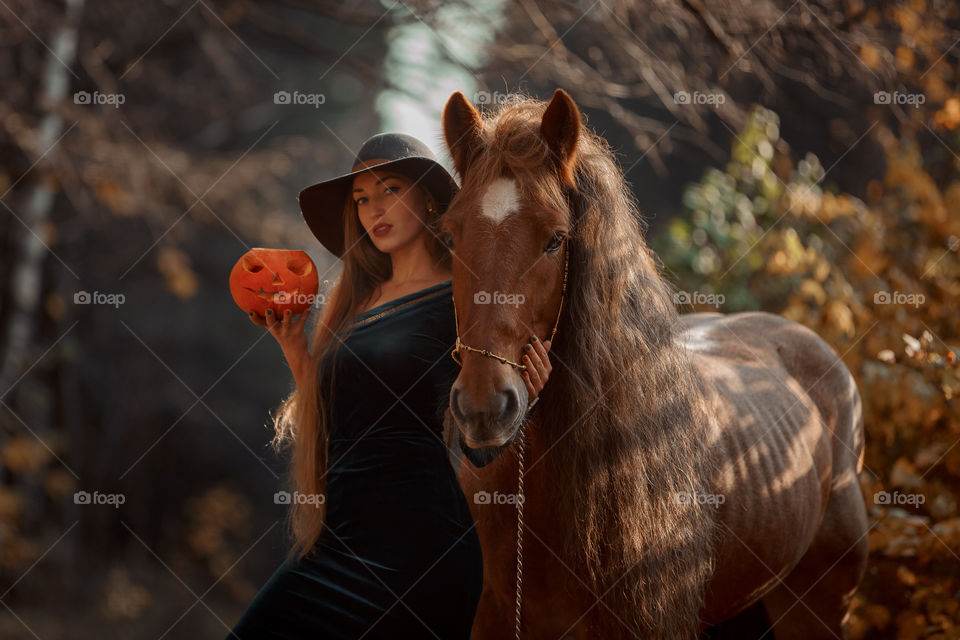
[760,476,868,639]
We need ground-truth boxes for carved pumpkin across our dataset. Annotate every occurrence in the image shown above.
[229,248,318,317]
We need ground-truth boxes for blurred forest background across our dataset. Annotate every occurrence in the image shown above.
[0,0,957,637]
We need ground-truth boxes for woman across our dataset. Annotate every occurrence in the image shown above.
[228,133,552,639]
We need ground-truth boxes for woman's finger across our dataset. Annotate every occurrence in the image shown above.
[248,311,267,327]
[526,338,549,384]
[295,308,310,330]
[522,346,542,390]
[521,369,536,398]
[530,337,552,375]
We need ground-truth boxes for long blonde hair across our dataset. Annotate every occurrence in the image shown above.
[270,181,452,561]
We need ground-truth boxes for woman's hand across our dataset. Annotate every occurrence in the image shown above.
[521,336,552,404]
[249,308,311,387]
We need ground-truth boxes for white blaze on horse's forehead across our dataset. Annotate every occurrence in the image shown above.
[479,178,520,225]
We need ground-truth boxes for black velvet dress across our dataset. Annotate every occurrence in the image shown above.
[228,280,483,639]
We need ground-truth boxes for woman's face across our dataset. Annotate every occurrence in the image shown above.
[352,169,431,254]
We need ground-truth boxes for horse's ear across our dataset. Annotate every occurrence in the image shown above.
[443,91,484,179]
[540,89,581,188]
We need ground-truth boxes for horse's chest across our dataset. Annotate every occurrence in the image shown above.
[463,468,603,638]
[482,528,602,638]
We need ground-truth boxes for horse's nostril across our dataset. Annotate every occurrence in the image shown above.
[450,386,465,423]
[499,387,520,423]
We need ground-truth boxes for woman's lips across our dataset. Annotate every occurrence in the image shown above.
[373,224,392,236]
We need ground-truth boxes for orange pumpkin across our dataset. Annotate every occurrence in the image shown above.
[229,248,318,317]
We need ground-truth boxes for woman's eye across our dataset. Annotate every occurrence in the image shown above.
[384,185,400,194]
[544,232,565,254]
[355,197,367,206]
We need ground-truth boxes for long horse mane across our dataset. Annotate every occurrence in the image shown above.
[467,96,721,637]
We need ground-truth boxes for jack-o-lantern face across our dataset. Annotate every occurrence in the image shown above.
[229,248,318,317]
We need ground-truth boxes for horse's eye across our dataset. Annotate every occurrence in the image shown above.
[544,232,565,254]
[441,231,455,251]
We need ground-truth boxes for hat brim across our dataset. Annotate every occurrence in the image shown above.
[299,157,459,258]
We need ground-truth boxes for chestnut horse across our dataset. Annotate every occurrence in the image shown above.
[439,89,868,639]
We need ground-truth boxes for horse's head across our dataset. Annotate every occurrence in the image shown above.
[440,89,584,467]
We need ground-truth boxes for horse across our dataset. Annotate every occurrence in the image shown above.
[438,88,869,639]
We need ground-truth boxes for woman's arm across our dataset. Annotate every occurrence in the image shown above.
[249,308,312,389]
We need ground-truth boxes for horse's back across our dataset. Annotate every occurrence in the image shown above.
[676,311,865,622]
[680,310,864,476]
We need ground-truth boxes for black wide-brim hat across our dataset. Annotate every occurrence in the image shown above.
[299,132,460,258]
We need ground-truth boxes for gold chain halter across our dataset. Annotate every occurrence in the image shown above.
[449,238,569,371]
[448,238,568,640]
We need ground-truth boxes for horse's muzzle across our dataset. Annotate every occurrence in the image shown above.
[458,430,513,467]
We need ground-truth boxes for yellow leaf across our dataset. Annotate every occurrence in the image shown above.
[799,278,827,305]
[934,97,960,131]
[895,45,915,71]
[156,246,198,300]
[859,44,882,70]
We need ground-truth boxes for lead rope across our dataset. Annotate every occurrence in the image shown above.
[514,424,527,640]
[447,240,569,640]
[515,244,565,640]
